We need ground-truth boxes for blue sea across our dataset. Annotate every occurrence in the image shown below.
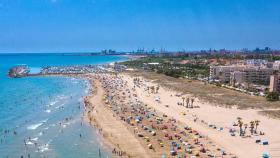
[0,54,125,158]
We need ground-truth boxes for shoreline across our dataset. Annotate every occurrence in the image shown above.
[12,71,280,158]
[83,77,151,158]
[81,73,240,158]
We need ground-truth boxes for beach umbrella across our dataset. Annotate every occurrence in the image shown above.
[263,152,270,158]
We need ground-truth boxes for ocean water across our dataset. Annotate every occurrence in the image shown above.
[0,54,125,158]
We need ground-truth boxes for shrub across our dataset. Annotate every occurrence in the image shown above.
[266,92,279,101]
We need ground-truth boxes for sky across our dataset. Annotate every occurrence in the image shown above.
[0,0,280,53]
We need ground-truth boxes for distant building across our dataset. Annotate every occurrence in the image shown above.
[210,65,273,85]
[243,67,273,85]
[230,71,246,86]
[273,61,280,70]
[147,62,160,65]
[210,66,243,83]
[269,74,280,93]
[246,59,267,66]
[266,62,274,68]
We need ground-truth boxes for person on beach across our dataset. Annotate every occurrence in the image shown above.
[98,148,101,157]
[84,73,238,158]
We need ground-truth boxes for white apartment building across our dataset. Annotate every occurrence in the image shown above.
[210,65,274,85]
[273,61,280,70]
[230,71,246,85]
[269,74,280,93]
[246,59,267,66]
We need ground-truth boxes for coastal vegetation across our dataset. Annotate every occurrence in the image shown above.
[121,56,209,78]
[130,71,280,110]
[259,110,280,119]
[266,92,280,101]
[121,49,280,79]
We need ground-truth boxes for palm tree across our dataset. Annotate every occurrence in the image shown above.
[151,86,155,94]
[254,120,260,134]
[182,97,185,106]
[186,98,190,108]
[250,121,255,135]
[237,117,243,136]
[156,86,159,93]
[190,98,194,108]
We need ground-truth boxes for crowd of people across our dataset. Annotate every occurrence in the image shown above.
[85,73,236,158]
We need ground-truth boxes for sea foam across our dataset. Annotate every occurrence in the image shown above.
[38,143,49,152]
[45,109,51,113]
[27,119,48,130]
[27,123,43,130]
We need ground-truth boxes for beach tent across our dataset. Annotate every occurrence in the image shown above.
[170,150,177,156]
[263,139,269,145]
[256,138,261,143]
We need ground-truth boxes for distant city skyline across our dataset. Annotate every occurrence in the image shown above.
[0,0,280,53]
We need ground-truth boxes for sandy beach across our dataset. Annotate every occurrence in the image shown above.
[3,1,280,157]
[79,72,280,158]
[122,73,280,158]
[81,73,240,158]
[84,79,151,158]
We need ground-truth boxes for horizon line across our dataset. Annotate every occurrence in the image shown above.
[0,47,279,54]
